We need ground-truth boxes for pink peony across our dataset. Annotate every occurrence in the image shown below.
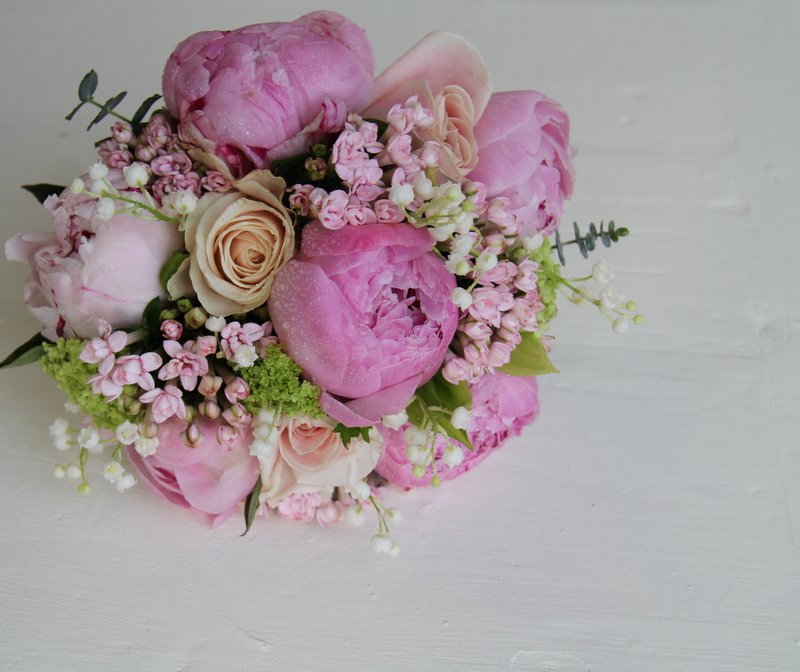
[162,11,375,177]
[268,221,458,426]
[5,175,183,340]
[467,91,575,236]
[126,417,260,527]
[374,372,539,488]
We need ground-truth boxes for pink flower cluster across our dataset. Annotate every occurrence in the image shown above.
[97,114,232,203]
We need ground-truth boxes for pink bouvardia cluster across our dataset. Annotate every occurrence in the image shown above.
[5,12,579,540]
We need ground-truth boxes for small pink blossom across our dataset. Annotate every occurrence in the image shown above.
[112,353,162,390]
[382,133,414,167]
[111,122,133,145]
[277,492,323,522]
[220,322,265,359]
[201,170,232,193]
[288,184,315,216]
[316,500,344,527]
[150,152,193,177]
[139,385,186,424]
[318,190,349,230]
[142,113,172,149]
[80,319,127,370]
[105,149,133,169]
[224,377,250,404]
[373,199,404,224]
[222,402,252,428]
[161,319,183,340]
[514,260,540,293]
[159,340,209,391]
[193,335,218,357]
[96,139,119,162]
[345,204,378,227]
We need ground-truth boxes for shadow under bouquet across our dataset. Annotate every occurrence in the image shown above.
[2,11,641,552]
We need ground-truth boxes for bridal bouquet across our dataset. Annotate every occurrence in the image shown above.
[2,11,641,552]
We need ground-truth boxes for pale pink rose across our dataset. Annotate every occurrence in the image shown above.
[468,91,575,236]
[375,372,539,488]
[259,416,382,505]
[5,175,183,340]
[163,11,375,177]
[127,417,260,527]
[268,221,458,426]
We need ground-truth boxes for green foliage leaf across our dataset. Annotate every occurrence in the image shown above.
[131,94,162,130]
[87,91,127,131]
[159,252,189,294]
[78,70,98,102]
[65,101,86,121]
[0,332,49,369]
[406,371,473,451]
[241,476,262,537]
[499,330,559,377]
[142,297,162,332]
[333,423,371,448]
[21,183,65,204]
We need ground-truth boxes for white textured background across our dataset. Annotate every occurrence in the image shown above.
[1,1,798,670]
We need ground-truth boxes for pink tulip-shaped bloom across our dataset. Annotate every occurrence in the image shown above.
[268,221,458,426]
[468,90,575,236]
[126,417,260,527]
[375,372,540,488]
[162,11,375,177]
[4,173,183,340]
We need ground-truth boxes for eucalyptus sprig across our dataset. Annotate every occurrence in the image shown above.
[554,220,629,265]
[65,70,161,134]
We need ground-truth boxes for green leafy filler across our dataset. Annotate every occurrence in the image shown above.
[39,338,140,430]
[239,344,324,419]
[333,424,371,448]
[406,371,473,452]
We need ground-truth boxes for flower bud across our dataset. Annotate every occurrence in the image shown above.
[134,143,158,163]
[122,396,142,416]
[138,421,159,439]
[183,404,198,425]
[123,162,150,189]
[181,423,202,448]
[198,374,223,397]
[161,319,183,340]
[111,121,133,144]
[198,399,221,419]
[184,307,208,330]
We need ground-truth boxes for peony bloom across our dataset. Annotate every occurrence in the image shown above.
[374,372,539,488]
[268,221,458,426]
[5,174,182,340]
[467,90,575,236]
[162,11,375,177]
[259,416,382,505]
[126,417,260,527]
[166,170,295,316]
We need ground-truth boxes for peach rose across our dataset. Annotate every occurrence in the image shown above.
[260,415,382,504]
[424,84,479,178]
[168,170,295,316]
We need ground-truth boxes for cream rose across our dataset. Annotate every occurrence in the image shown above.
[259,415,382,505]
[426,85,479,178]
[168,170,295,316]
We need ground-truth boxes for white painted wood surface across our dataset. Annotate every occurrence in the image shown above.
[1,1,797,669]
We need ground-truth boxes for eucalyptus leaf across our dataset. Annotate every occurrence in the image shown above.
[159,252,189,294]
[499,330,559,377]
[241,476,263,537]
[87,91,127,131]
[78,70,98,102]
[0,332,49,369]
[22,183,65,204]
[65,101,85,121]
[131,94,162,129]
